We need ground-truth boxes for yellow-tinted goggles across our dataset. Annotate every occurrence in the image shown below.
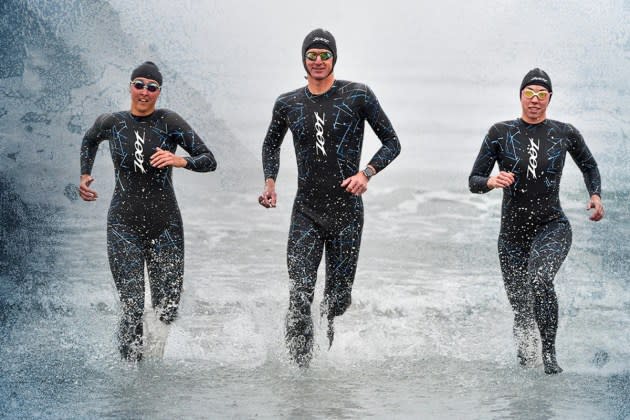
[523,88,549,100]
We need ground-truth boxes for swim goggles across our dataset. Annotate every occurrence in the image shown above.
[130,80,161,93]
[523,88,549,100]
[305,51,333,61]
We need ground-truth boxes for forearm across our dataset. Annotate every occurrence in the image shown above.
[184,150,217,172]
[367,136,401,173]
[469,136,497,194]
[80,113,112,175]
[262,138,282,181]
[262,102,287,180]
[179,130,217,172]
[583,167,601,197]
[365,109,401,173]
[80,140,98,175]
[262,155,280,181]
[469,175,492,193]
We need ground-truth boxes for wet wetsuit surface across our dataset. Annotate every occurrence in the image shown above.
[262,80,400,364]
[81,109,216,359]
[469,118,600,361]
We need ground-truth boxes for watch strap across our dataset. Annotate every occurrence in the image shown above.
[362,166,375,180]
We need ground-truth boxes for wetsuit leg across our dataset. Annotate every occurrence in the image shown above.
[321,213,363,347]
[145,218,185,324]
[529,220,571,374]
[498,235,539,366]
[107,222,145,361]
[286,210,324,367]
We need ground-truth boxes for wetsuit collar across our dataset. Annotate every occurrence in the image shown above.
[305,79,337,98]
[129,110,157,120]
[519,117,547,127]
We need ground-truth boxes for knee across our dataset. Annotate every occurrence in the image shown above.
[531,273,556,296]
[513,307,535,324]
[505,283,534,307]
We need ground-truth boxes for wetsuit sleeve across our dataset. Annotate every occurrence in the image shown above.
[567,124,601,197]
[80,113,113,175]
[167,111,217,172]
[469,126,499,194]
[262,98,289,181]
[362,85,401,173]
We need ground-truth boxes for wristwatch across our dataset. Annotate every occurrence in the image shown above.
[361,166,375,180]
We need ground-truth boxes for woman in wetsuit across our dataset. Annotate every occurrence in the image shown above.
[469,68,604,374]
[79,62,217,361]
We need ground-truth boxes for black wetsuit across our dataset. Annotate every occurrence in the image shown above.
[81,109,216,360]
[469,118,600,371]
[262,80,400,365]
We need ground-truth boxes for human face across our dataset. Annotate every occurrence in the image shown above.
[130,77,161,116]
[520,84,550,124]
[305,48,334,80]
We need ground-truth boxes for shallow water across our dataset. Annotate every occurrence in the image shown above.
[2,182,628,418]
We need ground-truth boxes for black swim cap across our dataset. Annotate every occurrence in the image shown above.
[131,61,163,86]
[520,68,552,95]
[302,28,337,72]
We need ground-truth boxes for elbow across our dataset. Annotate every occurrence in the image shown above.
[393,137,401,156]
[200,155,217,172]
[468,176,476,193]
[384,140,401,164]
[188,157,217,172]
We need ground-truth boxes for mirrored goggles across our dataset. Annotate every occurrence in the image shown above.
[305,51,333,61]
[131,80,161,92]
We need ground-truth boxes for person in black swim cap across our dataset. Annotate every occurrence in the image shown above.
[131,61,163,86]
[469,68,604,374]
[259,29,401,367]
[301,28,337,76]
[79,61,217,362]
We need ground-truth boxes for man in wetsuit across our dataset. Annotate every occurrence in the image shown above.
[79,61,217,361]
[259,29,401,367]
[469,68,604,374]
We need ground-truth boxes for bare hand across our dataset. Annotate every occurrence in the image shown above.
[587,195,604,221]
[259,178,277,208]
[487,171,515,189]
[341,171,369,196]
[150,147,187,169]
[79,174,98,201]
